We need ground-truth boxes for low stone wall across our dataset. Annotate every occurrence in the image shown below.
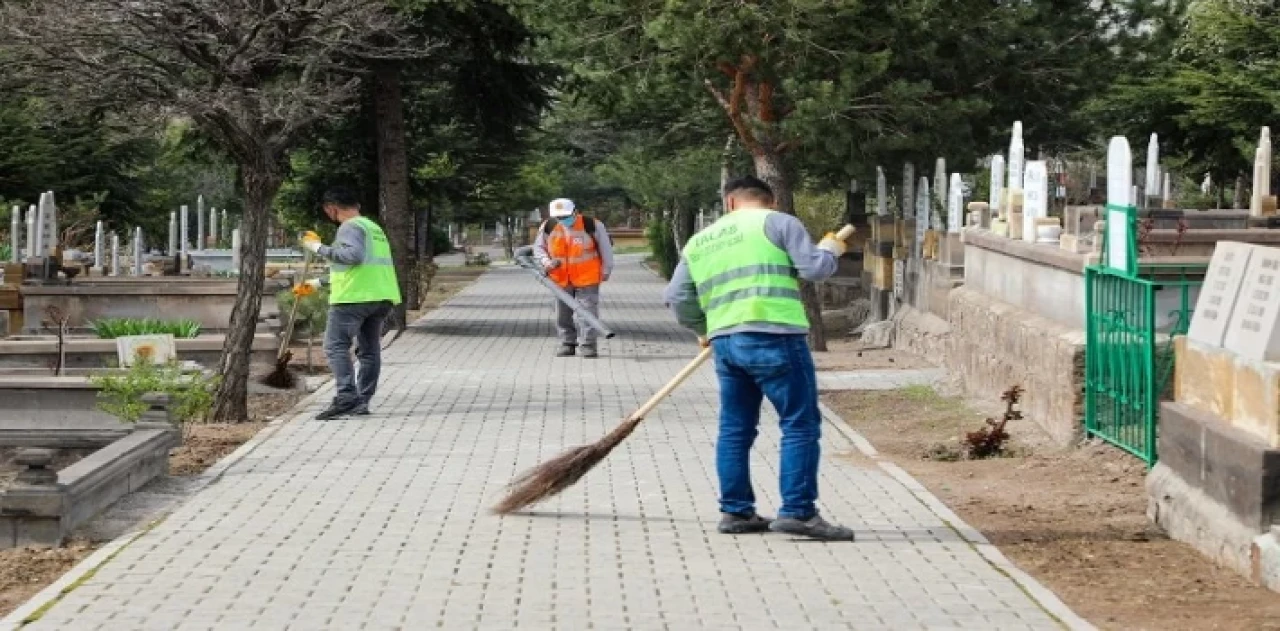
[0,334,277,371]
[1148,402,1280,591]
[0,428,178,548]
[21,277,287,334]
[895,287,1086,445]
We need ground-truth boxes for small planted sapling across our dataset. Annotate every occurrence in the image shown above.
[42,305,70,376]
[962,385,1024,459]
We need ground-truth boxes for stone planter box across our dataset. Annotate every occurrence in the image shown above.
[0,377,123,445]
[0,427,179,548]
[0,334,277,371]
[20,277,287,334]
[188,248,306,273]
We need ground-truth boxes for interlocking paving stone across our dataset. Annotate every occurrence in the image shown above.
[24,256,1075,630]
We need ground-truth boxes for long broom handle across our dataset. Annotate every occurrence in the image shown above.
[627,224,855,421]
[277,249,314,361]
[630,346,714,420]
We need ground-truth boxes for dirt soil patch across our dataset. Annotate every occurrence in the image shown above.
[823,387,1280,630]
[168,391,301,477]
[814,337,937,371]
[0,542,94,618]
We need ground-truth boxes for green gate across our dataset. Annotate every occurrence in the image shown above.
[1084,204,1205,464]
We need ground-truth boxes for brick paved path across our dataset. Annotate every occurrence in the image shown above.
[22,256,1084,630]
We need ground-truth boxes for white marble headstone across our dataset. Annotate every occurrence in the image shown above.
[914,177,929,258]
[1223,246,1280,361]
[1105,137,1134,274]
[1022,161,1048,243]
[1189,242,1255,348]
[875,167,888,217]
[947,173,963,234]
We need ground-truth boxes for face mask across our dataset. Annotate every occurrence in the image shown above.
[558,216,576,228]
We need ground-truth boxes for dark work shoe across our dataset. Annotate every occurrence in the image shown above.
[316,401,358,421]
[353,403,370,416]
[718,512,773,535]
[769,513,856,541]
[555,344,576,357]
[580,345,598,358]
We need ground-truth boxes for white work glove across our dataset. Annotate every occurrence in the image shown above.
[817,232,847,257]
[291,278,322,297]
[300,231,322,254]
[543,259,562,271]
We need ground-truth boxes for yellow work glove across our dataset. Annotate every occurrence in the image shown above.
[300,231,322,253]
[817,232,848,257]
[697,336,710,348]
[292,278,321,297]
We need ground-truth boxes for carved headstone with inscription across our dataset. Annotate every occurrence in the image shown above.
[1188,242,1255,348]
[1224,246,1280,361]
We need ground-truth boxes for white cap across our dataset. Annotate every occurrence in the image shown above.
[549,198,576,218]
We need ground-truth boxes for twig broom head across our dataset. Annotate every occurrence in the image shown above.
[492,415,642,515]
[259,351,297,390]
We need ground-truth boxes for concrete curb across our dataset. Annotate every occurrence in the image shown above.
[818,401,1097,631]
[0,380,335,629]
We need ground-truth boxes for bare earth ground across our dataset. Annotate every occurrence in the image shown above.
[815,337,936,371]
[0,269,486,618]
[822,379,1280,631]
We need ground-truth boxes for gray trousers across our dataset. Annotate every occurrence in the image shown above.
[325,301,392,406]
[555,284,601,346]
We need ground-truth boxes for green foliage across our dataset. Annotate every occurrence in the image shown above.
[0,97,157,228]
[526,0,1149,192]
[793,189,846,242]
[275,287,329,343]
[0,242,9,263]
[1086,1,1277,186]
[276,0,555,234]
[91,361,218,424]
[645,219,678,280]
[91,318,202,340]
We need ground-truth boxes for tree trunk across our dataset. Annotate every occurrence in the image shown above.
[720,134,736,197]
[753,149,828,352]
[373,63,415,326]
[211,167,280,422]
[671,203,697,251]
[1234,174,1246,209]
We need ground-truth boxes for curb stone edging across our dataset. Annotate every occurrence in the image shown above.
[0,378,335,629]
[818,400,1097,631]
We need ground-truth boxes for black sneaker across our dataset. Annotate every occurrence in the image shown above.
[316,401,359,420]
[718,512,773,535]
[555,344,576,357]
[769,513,855,541]
[353,403,370,416]
[580,345,598,358]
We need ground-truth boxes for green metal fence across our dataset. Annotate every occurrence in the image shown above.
[1084,262,1205,464]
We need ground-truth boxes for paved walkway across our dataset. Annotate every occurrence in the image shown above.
[18,256,1085,630]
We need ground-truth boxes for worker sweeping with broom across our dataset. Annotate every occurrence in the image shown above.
[294,186,402,421]
[663,175,854,541]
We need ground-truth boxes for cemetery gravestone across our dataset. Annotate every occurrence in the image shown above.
[1188,242,1255,348]
[1022,161,1048,243]
[1223,247,1280,362]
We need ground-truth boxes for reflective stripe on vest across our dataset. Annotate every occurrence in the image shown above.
[683,209,808,335]
[329,216,403,306]
[548,215,602,287]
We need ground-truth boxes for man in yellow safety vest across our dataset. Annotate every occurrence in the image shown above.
[663,175,853,541]
[295,186,403,420]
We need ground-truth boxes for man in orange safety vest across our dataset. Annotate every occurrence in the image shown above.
[532,198,614,358]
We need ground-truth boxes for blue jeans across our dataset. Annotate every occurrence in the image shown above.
[711,332,822,520]
[324,301,392,407]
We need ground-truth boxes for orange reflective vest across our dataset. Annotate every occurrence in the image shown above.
[547,215,602,288]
